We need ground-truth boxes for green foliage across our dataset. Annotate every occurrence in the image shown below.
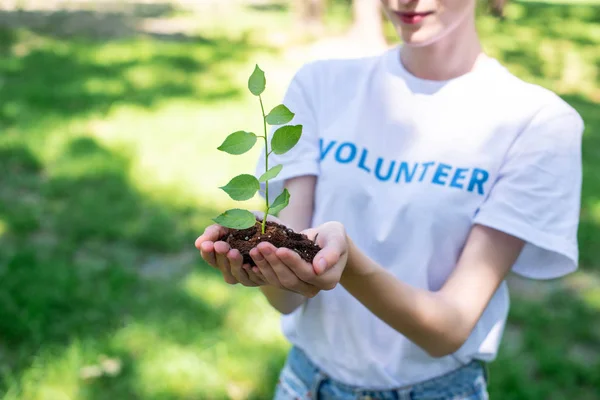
[0,1,599,399]
[265,104,295,125]
[259,164,283,183]
[248,64,266,96]
[212,209,258,229]
[214,66,302,233]
[217,131,257,155]
[219,174,260,201]
[271,125,302,155]
[268,189,291,216]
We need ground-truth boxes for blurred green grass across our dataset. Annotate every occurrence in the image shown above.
[0,1,598,399]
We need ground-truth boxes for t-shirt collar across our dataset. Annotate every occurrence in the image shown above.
[383,44,500,93]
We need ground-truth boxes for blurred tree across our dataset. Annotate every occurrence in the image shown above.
[489,0,507,18]
[348,0,386,48]
[293,0,326,35]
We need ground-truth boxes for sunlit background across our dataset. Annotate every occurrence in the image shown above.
[0,0,598,399]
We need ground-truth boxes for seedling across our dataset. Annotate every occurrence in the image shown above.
[211,65,321,267]
[213,65,301,234]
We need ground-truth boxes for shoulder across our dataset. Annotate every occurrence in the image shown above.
[518,84,583,153]
[483,60,584,151]
[291,52,384,92]
[285,52,386,119]
[487,60,583,127]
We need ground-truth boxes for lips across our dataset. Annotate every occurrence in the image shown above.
[394,11,434,24]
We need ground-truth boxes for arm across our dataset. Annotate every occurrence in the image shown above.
[253,108,581,352]
[340,224,525,357]
[259,175,317,314]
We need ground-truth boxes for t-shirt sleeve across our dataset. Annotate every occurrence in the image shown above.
[254,62,321,200]
[473,105,584,280]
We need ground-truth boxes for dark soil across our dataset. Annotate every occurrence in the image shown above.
[218,219,321,267]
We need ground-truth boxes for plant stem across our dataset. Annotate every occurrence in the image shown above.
[259,95,269,234]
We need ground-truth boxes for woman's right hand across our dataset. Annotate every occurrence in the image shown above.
[195,224,267,287]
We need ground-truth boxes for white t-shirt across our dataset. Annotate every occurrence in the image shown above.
[254,45,584,388]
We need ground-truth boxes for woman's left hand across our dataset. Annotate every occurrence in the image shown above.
[250,221,349,292]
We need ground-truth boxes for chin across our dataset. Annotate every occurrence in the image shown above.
[399,28,446,48]
[400,33,436,48]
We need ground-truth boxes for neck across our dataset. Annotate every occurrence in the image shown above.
[400,14,484,81]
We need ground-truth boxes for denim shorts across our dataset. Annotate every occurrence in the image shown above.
[273,346,489,400]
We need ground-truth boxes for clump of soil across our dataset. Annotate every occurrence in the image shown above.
[218,219,321,267]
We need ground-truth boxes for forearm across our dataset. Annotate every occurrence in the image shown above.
[259,286,306,314]
[259,176,316,314]
[340,237,467,357]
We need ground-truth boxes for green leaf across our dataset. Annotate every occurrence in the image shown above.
[217,131,257,155]
[271,125,302,155]
[213,209,257,230]
[265,104,294,125]
[219,174,260,201]
[258,164,283,183]
[268,189,290,215]
[248,65,266,96]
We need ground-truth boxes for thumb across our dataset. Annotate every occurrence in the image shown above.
[300,228,318,241]
[312,235,344,275]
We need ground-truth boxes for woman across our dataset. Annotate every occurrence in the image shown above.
[196,0,584,398]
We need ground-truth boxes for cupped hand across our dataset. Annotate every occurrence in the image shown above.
[194,211,313,289]
[195,223,267,287]
[250,221,348,293]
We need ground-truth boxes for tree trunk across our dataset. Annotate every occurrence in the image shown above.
[293,0,326,36]
[489,0,507,18]
[350,0,386,46]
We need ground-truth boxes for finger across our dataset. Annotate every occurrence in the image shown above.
[214,241,230,256]
[257,243,319,297]
[243,264,267,285]
[199,241,217,267]
[313,238,345,275]
[228,249,259,287]
[250,247,282,288]
[299,228,318,242]
[276,247,317,282]
[214,241,237,285]
[195,224,228,249]
[314,259,345,291]
[277,247,336,291]
[251,266,267,282]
